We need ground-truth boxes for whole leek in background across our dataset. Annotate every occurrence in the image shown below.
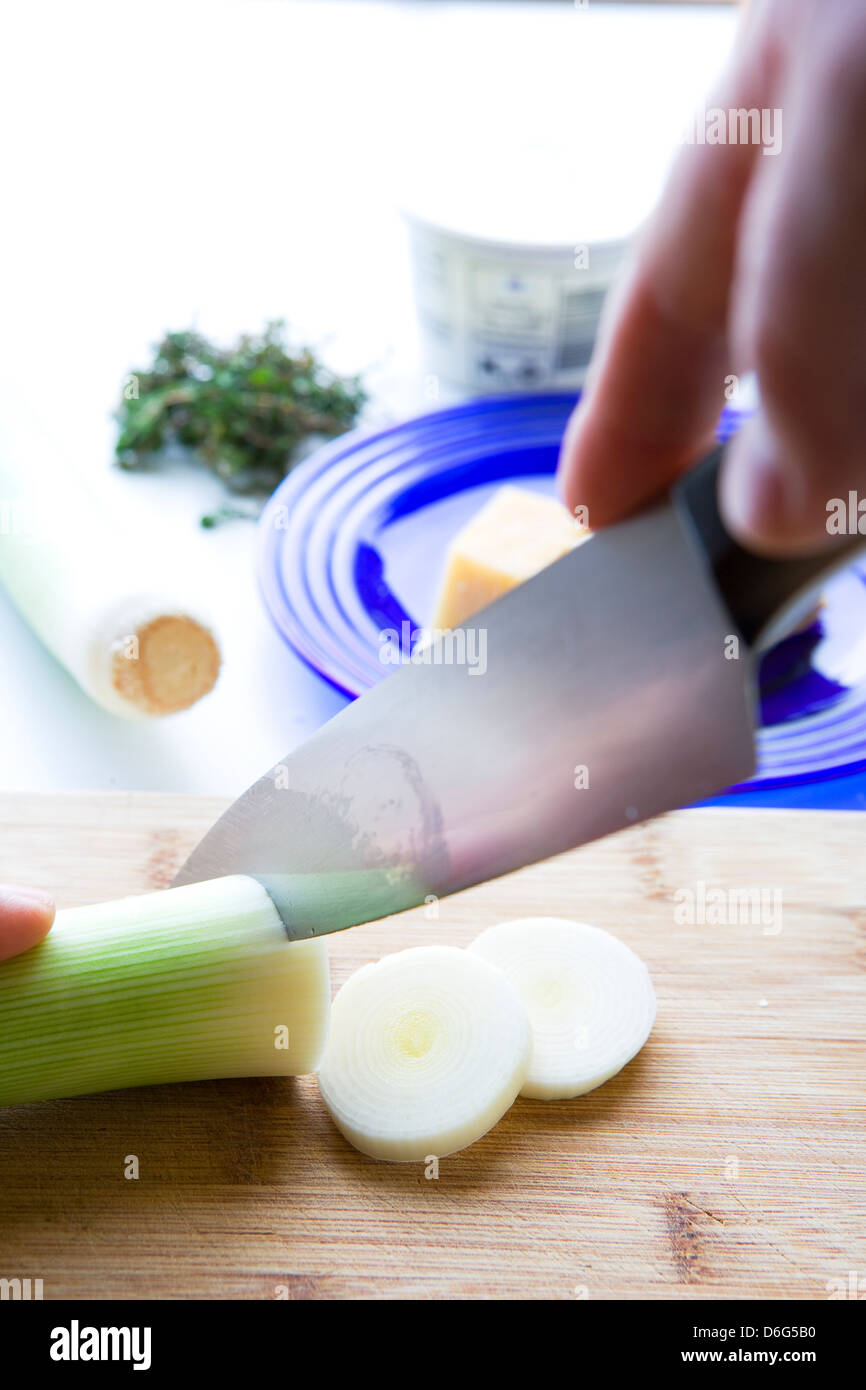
[0,436,222,718]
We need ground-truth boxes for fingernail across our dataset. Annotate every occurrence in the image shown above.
[0,885,55,912]
[719,419,812,553]
[556,403,588,510]
[723,447,786,534]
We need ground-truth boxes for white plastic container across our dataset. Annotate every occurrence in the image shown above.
[403,140,635,394]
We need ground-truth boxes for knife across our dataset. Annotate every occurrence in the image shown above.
[173,443,863,938]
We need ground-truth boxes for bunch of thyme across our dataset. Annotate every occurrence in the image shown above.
[115,321,366,522]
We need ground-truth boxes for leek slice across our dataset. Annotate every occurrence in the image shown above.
[317,945,530,1161]
[469,918,656,1100]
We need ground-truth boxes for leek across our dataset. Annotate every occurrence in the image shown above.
[0,875,330,1106]
[316,945,530,1162]
[0,439,221,717]
[468,918,656,1100]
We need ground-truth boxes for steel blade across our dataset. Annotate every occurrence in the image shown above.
[173,496,756,937]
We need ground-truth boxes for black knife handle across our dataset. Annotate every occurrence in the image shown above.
[673,444,866,650]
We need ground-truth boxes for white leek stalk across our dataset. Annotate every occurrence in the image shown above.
[316,945,530,1161]
[0,875,330,1106]
[0,438,221,717]
[468,918,656,1100]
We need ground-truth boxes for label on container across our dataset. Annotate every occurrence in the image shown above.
[409,222,624,392]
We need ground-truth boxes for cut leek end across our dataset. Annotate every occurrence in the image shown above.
[0,875,330,1107]
[469,918,657,1102]
[109,613,221,716]
[316,945,530,1162]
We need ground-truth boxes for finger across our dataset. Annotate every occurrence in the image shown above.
[558,18,769,525]
[720,17,866,554]
[0,886,55,961]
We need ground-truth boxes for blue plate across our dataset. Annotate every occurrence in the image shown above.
[258,393,866,792]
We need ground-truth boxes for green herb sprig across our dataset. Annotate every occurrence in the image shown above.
[115,321,366,515]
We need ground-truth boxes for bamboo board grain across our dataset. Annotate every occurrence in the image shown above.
[0,792,863,1301]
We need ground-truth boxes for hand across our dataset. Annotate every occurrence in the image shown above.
[558,0,866,557]
[0,887,54,962]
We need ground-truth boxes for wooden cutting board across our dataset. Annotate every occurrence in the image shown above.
[0,792,863,1301]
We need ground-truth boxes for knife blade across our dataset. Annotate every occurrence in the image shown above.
[173,444,862,938]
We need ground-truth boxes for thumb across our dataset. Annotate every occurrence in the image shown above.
[0,886,55,962]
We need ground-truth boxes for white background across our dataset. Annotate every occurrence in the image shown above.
[0,1,737,795]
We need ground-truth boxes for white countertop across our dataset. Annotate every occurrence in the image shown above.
[0,0,737,795]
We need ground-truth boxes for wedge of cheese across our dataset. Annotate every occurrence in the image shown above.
[431,484,590,630]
